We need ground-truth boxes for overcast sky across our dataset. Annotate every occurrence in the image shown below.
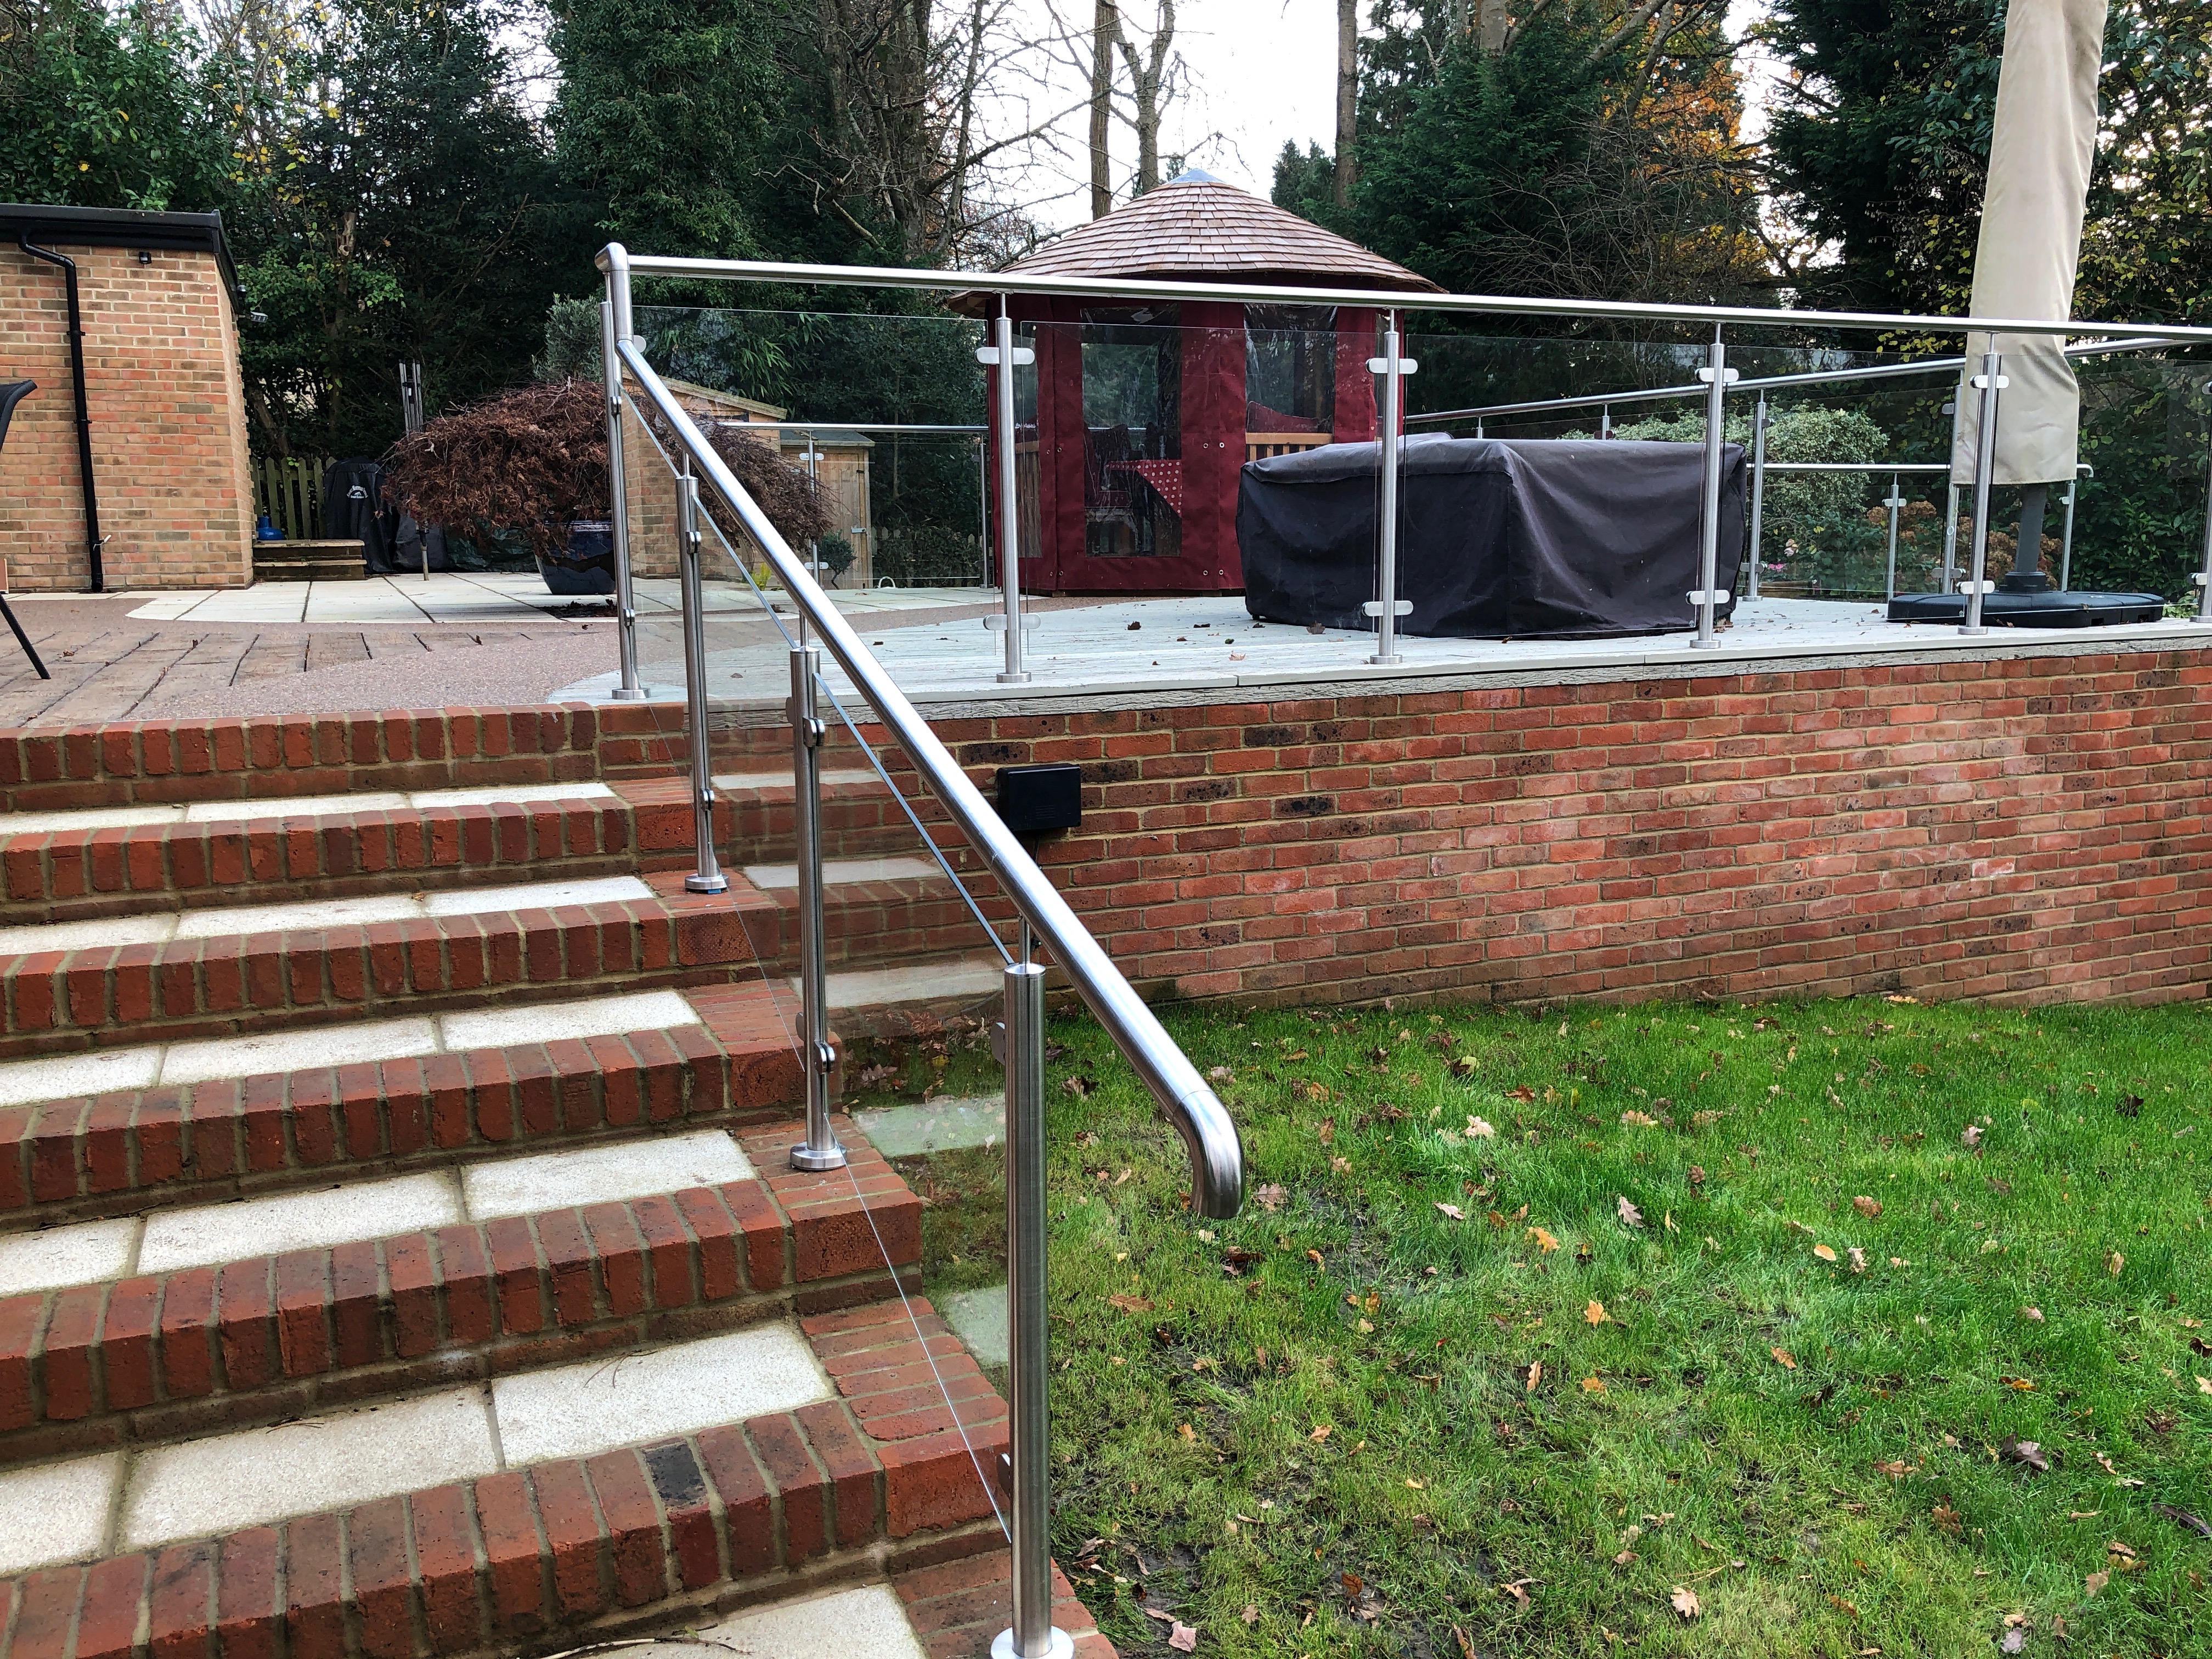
[995,0,1779,233]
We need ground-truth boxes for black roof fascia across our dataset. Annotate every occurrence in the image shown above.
[0,202,243,299]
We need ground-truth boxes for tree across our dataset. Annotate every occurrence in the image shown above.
[1334,0,1359,207]
[1089,0,1116,217]
[0,0,230,210]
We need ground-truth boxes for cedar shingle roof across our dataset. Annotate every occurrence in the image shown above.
[963,173,1438,304]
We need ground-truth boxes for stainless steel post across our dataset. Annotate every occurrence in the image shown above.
[2197,382,2212,622]
[676,460,727,893]
[1884,472,1904,601]
[1690,336,1733,647]
[1599,404,1610,440]
[993,959,1068,1659]
[2058,465,2086,591]
[600,274,646,699]
[1366,311,1411,665]
[1962,351,2005,635]
[1746,392,1769,600]
[787,642,844,1170]
[983,304,1034,682]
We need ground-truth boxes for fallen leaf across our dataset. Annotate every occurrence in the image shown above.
[1207,1065,1233,1082]
[2000,1630,2026,1655]
[2083,1570,2108,1596]
[1254,1183,1287,1212]
[2154,1503,2212,1539]
[1305,1249,1324,1267]
[1240,1606,1258,1626]
[2001,1439,2050,1472]
[2021,1306,2044,1322]
[1853,1195,1883,1219]
[1814,1243,1839,1263]
[1872,1460,1911,1478]
[1435,1201,1468,1221]
[1620,1110,1657,1126]
[1771,1346,1797,1369]
[2198,1375,2212,1395]
[1177,1423,1197,1442]
[1670,1585,1700,1620]
[1341,1572,1363,1596]
[1168,1622,1198,1652]
[2108,1251,2125,1276]
[1062,1075,1096,1098]
[1105,1293,1154,1313]
[1587,1299,1610,1325]
[1309,1424,1333,1442]
[1962,1125,1983,1148]
[1847,1246,1868,1273]
[1582,1376,1606,1393]
[1405,1477,1425,1489]
[1613,1548,1637,1565]
[1466,1114,1497,1138]
[1528,1226,1560,1252]
[1503,1579,1532,1608]
[1932,1502,1962,1535]
[1617,1195,1645,1228]
[1828,1594,1860,1618]
[1526,1360,1542,1394]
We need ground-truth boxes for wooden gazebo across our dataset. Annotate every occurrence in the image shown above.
[970,171,1438,594]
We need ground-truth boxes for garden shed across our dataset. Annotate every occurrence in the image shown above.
[0,202,256,591]
[965,170,1438,594]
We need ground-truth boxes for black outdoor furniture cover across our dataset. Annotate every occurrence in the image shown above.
[1238,435,1745,638]
[323,458,399,572]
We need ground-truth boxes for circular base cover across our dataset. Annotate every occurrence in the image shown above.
[991,1629,1075,1659]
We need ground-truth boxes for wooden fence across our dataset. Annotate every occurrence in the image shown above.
[252,456,333,540]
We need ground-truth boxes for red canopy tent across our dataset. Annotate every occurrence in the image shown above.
[964,171,1438,595]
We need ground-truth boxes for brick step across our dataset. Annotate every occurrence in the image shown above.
[0,982,803,1227]
[0,708,682,816]
[0,792,642,926]
[0,1118,919,1465]
[0,1298,1008,1659]
[618,770,958,877]
[0,878,781,1062]
[737,867,1013,978]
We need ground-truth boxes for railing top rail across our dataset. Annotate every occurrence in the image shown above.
[1407,337,2180,426]
[713,421,988,434]
[614,333,1243,1218]
[1764,462,1954,473]
[595,245,2212,346]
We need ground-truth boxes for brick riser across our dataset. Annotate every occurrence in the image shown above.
[0,710,678,816]
[0,1121,921,1465]
[619,776,952,873]
[0,985,806,1227]
[0,890,784,1063]
[3,801,640,927]
[0,1301,1011,1659]
[747,880,1011,975]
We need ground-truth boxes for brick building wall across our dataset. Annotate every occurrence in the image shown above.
[0,243,254,591]
[706,644,2212,1009]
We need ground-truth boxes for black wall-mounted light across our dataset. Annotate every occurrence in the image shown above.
[994,763,1082,834]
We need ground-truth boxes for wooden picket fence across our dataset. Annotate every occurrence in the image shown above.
[252,456,333,540]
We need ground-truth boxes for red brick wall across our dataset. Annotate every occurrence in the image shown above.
[787,646,2212,1008]
[0,243,254,591]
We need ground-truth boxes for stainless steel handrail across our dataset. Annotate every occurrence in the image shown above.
[1407,337,2180,427]
[613,331,1244,1219]
[602,254,2212,345]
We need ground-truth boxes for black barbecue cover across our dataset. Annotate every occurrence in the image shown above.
[1238,435,1745,638]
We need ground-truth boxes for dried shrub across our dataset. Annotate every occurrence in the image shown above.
[384,381,607,557]
[383,381,832,558]
[654,414,835,555]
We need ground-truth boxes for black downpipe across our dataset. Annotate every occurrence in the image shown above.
[18,233,105,592]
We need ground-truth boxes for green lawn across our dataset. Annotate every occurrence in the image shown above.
[859,996,2212,1657]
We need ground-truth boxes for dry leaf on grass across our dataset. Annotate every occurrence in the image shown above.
[1962,1125,1983,1148]
[2001,1439,2050,1472]
[1814,1244,1839,1263]
[1847,1246,1868,1272]
[1586,1300,1610,1325]
[1771,1346,1797,1369]
[1932,1502,1963,1535]
[1167,1622,1198,1652]
[1435,1201,1468,1221]
[1525,1360,1542,1394]
[1620,1110,1657,1126]
[1670,1585,1700,1620]
[1309,1424,1333,1442]
[1582,1376,1607,1393]
[1253,1183,1286,1212]
[2108,1251,2126,1276]
[1853,1195,1882,1218]
[2021,1306,2045,1322]
[2083,1570,2109,1595]
[1528,1226,1560,1252]
[1106,1293,1154,1313]
[1616,1195,1645,1228]
[1466,1115,1497,1138]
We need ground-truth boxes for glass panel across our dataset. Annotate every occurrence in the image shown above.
[1245,303,1338,440]
[1078,309,1181,560]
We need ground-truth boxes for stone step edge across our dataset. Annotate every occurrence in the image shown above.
[3,797,639,926]
[0,889,780,1064]
[0,984,807,1225]
[0,1118,922,1461]
[0,1297,1009,1659]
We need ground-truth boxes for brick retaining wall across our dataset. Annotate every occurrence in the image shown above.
[809,646,2212,1007]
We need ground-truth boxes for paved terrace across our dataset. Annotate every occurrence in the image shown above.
[558,592,2212,713]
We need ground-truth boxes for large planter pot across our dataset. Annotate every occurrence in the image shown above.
[535,520,617,595]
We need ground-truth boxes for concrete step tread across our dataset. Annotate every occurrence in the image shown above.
[0,875,657,955]
[0,784,620,842]
[0,1296,1011,1659]
[0,1117,922,1462]
[0,982,806,1227]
